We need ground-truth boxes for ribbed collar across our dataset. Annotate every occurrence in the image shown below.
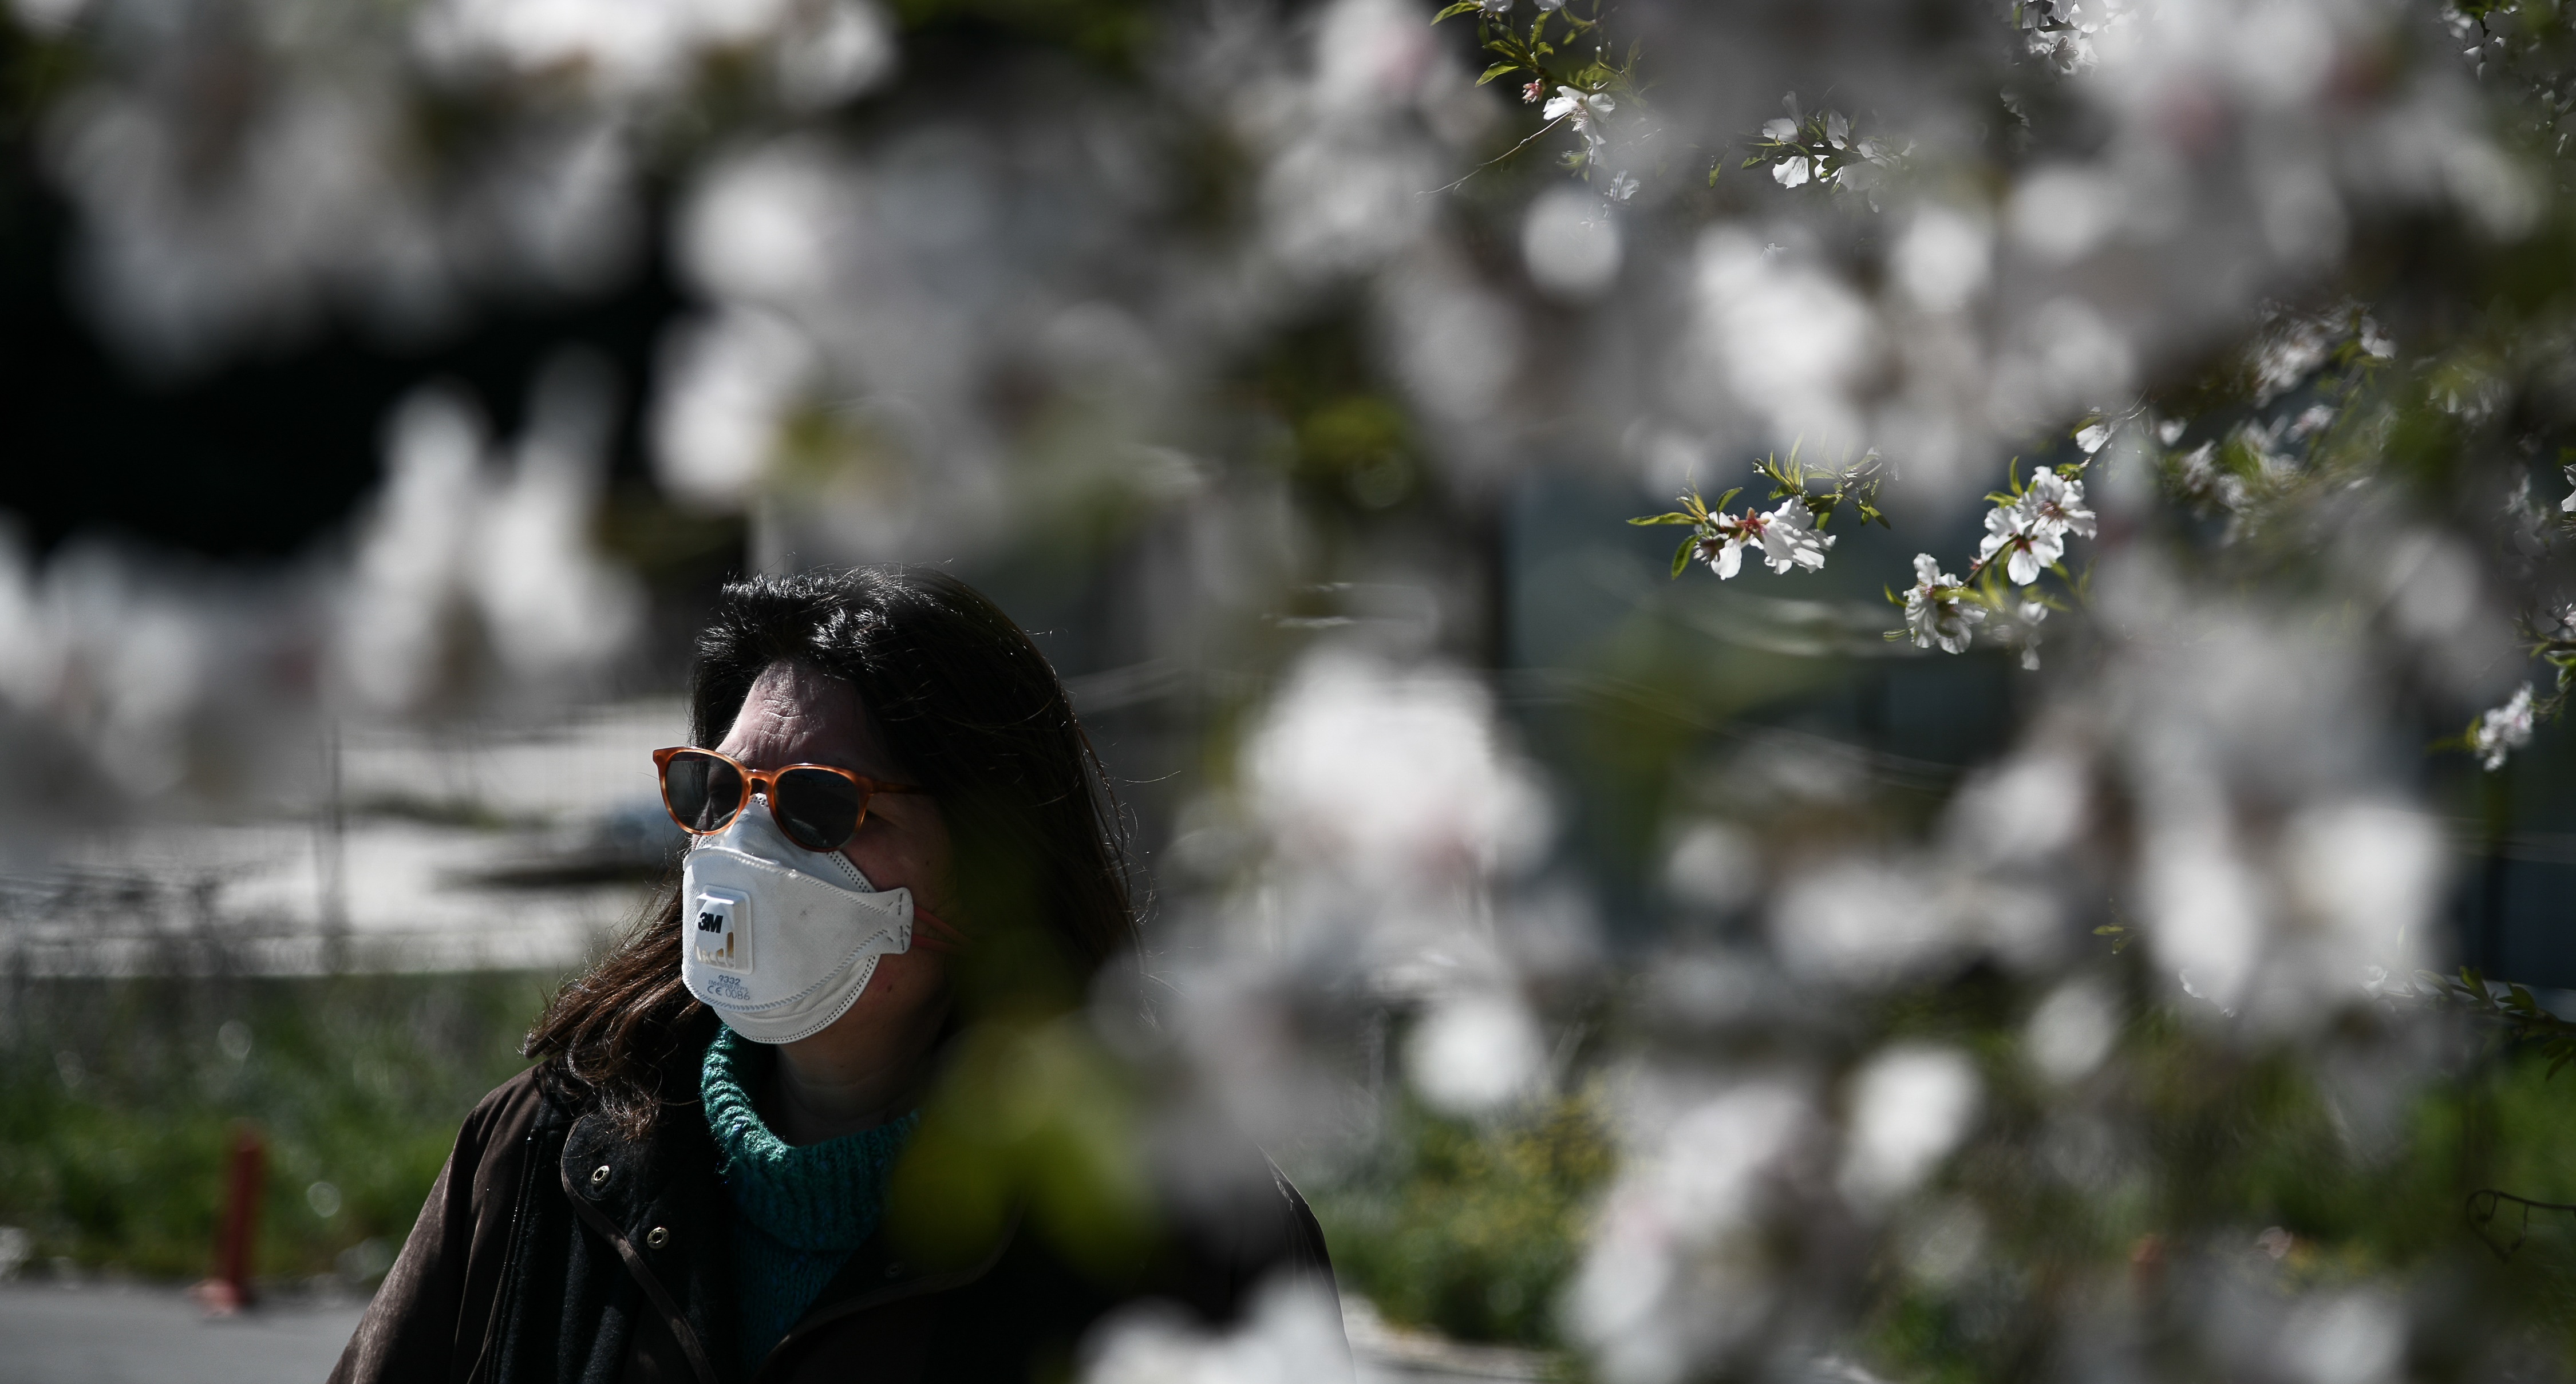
[700,1027,919,1256]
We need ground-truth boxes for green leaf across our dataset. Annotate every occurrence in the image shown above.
[1671,534,1699,578]
[1712,487,1742,512]
[1434,0,1484,18]
[1628,512,1699,526]
[1477,61,1520,85]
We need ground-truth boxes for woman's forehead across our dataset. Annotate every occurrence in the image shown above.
[717,661,894,772]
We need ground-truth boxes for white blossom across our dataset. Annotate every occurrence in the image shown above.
[1905,553,1985,654]
[1698,519,1751,579]
[1977,496,2066,586]
[2560,462,2576,514]
[2024,468,2096,540]
[1700,500,1836,579]
[1761,117,1799,141]
[1750,499,1835,573]
[2009,600,2048,670]
[2074,422,2111,454]
[2474,683,2536,771]
[1773,156,1813,188]
[1543,85,1614,164]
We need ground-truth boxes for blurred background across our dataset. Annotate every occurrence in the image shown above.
[7,0,2576,1378]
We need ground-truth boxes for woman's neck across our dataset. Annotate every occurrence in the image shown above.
[760,1007,947,1145]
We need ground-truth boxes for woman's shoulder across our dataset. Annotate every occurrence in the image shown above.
[453,1063,564,1161]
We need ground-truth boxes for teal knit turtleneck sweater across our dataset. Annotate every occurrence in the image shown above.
[701,1027,919,1373]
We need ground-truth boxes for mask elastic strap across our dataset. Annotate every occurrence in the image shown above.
[911,905,969,954]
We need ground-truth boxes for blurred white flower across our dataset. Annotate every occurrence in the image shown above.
[1688,229,1875,446]
[1891,205,1992,314]
[1904,553,1984,654]
[774,0,898,111]
[2024,980,2120,1084]
[1761,118,1799,141]
[2472,683,2535,771]
[2561,462,2576,514]
[1840,1045,1981,1207]
[1573,1081,1810,1382]
[1406,991,1546,1113]
[1770,858,1964,986]
[2275,1288,2406,1384]
[1082,1276,1349,1384]
[2074,422,2111,454]
[421,0,796,95]
[467,354,645,685]
[1772,156,1813,188]
[1246,650,1550,885]
[2285,801,2440,968]
[338,390,488,713]
[651,309,819,511]
[2001,599,2049,670]
[1523,187,1623,299]
[1664,820,1759,912]
[2144,813,2264,1015]
[338,365,642,712]
[1608,170,1640,202]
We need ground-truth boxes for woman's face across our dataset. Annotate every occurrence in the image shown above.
[712,659,957,1058]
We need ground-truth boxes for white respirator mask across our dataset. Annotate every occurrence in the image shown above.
[679,796,916,1045]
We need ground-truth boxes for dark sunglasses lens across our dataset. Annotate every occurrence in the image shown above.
[663,752,744,833]
[774,769,863,852]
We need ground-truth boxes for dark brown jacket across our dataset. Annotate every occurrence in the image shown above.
[329,1064,1342,1384]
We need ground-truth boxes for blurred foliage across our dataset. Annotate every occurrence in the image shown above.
[0,971,546,1282]
[1859,976,2576,1382]
[887,1014,1156,1282]
[888,0,1157,72]
[1309,1089,1614,1349]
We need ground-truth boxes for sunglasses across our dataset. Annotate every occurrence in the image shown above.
[653,747,925,854]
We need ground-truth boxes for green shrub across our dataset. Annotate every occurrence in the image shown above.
[1310,1091,1614,1348]
[0,970,552,1282]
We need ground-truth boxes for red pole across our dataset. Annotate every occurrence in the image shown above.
[194,1123,264,1316]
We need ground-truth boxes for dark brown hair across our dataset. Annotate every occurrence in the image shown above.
[526,566,1139,1136]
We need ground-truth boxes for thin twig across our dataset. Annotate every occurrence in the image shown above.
[2467,1188,2576,1262]
[1423,115,1570,196]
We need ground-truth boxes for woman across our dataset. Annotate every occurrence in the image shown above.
[333,568,1340,1384]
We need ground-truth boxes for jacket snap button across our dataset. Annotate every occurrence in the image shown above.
[646,1227,670,1249]
[589,1164,611,1189]
[883,1262,902,1279]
